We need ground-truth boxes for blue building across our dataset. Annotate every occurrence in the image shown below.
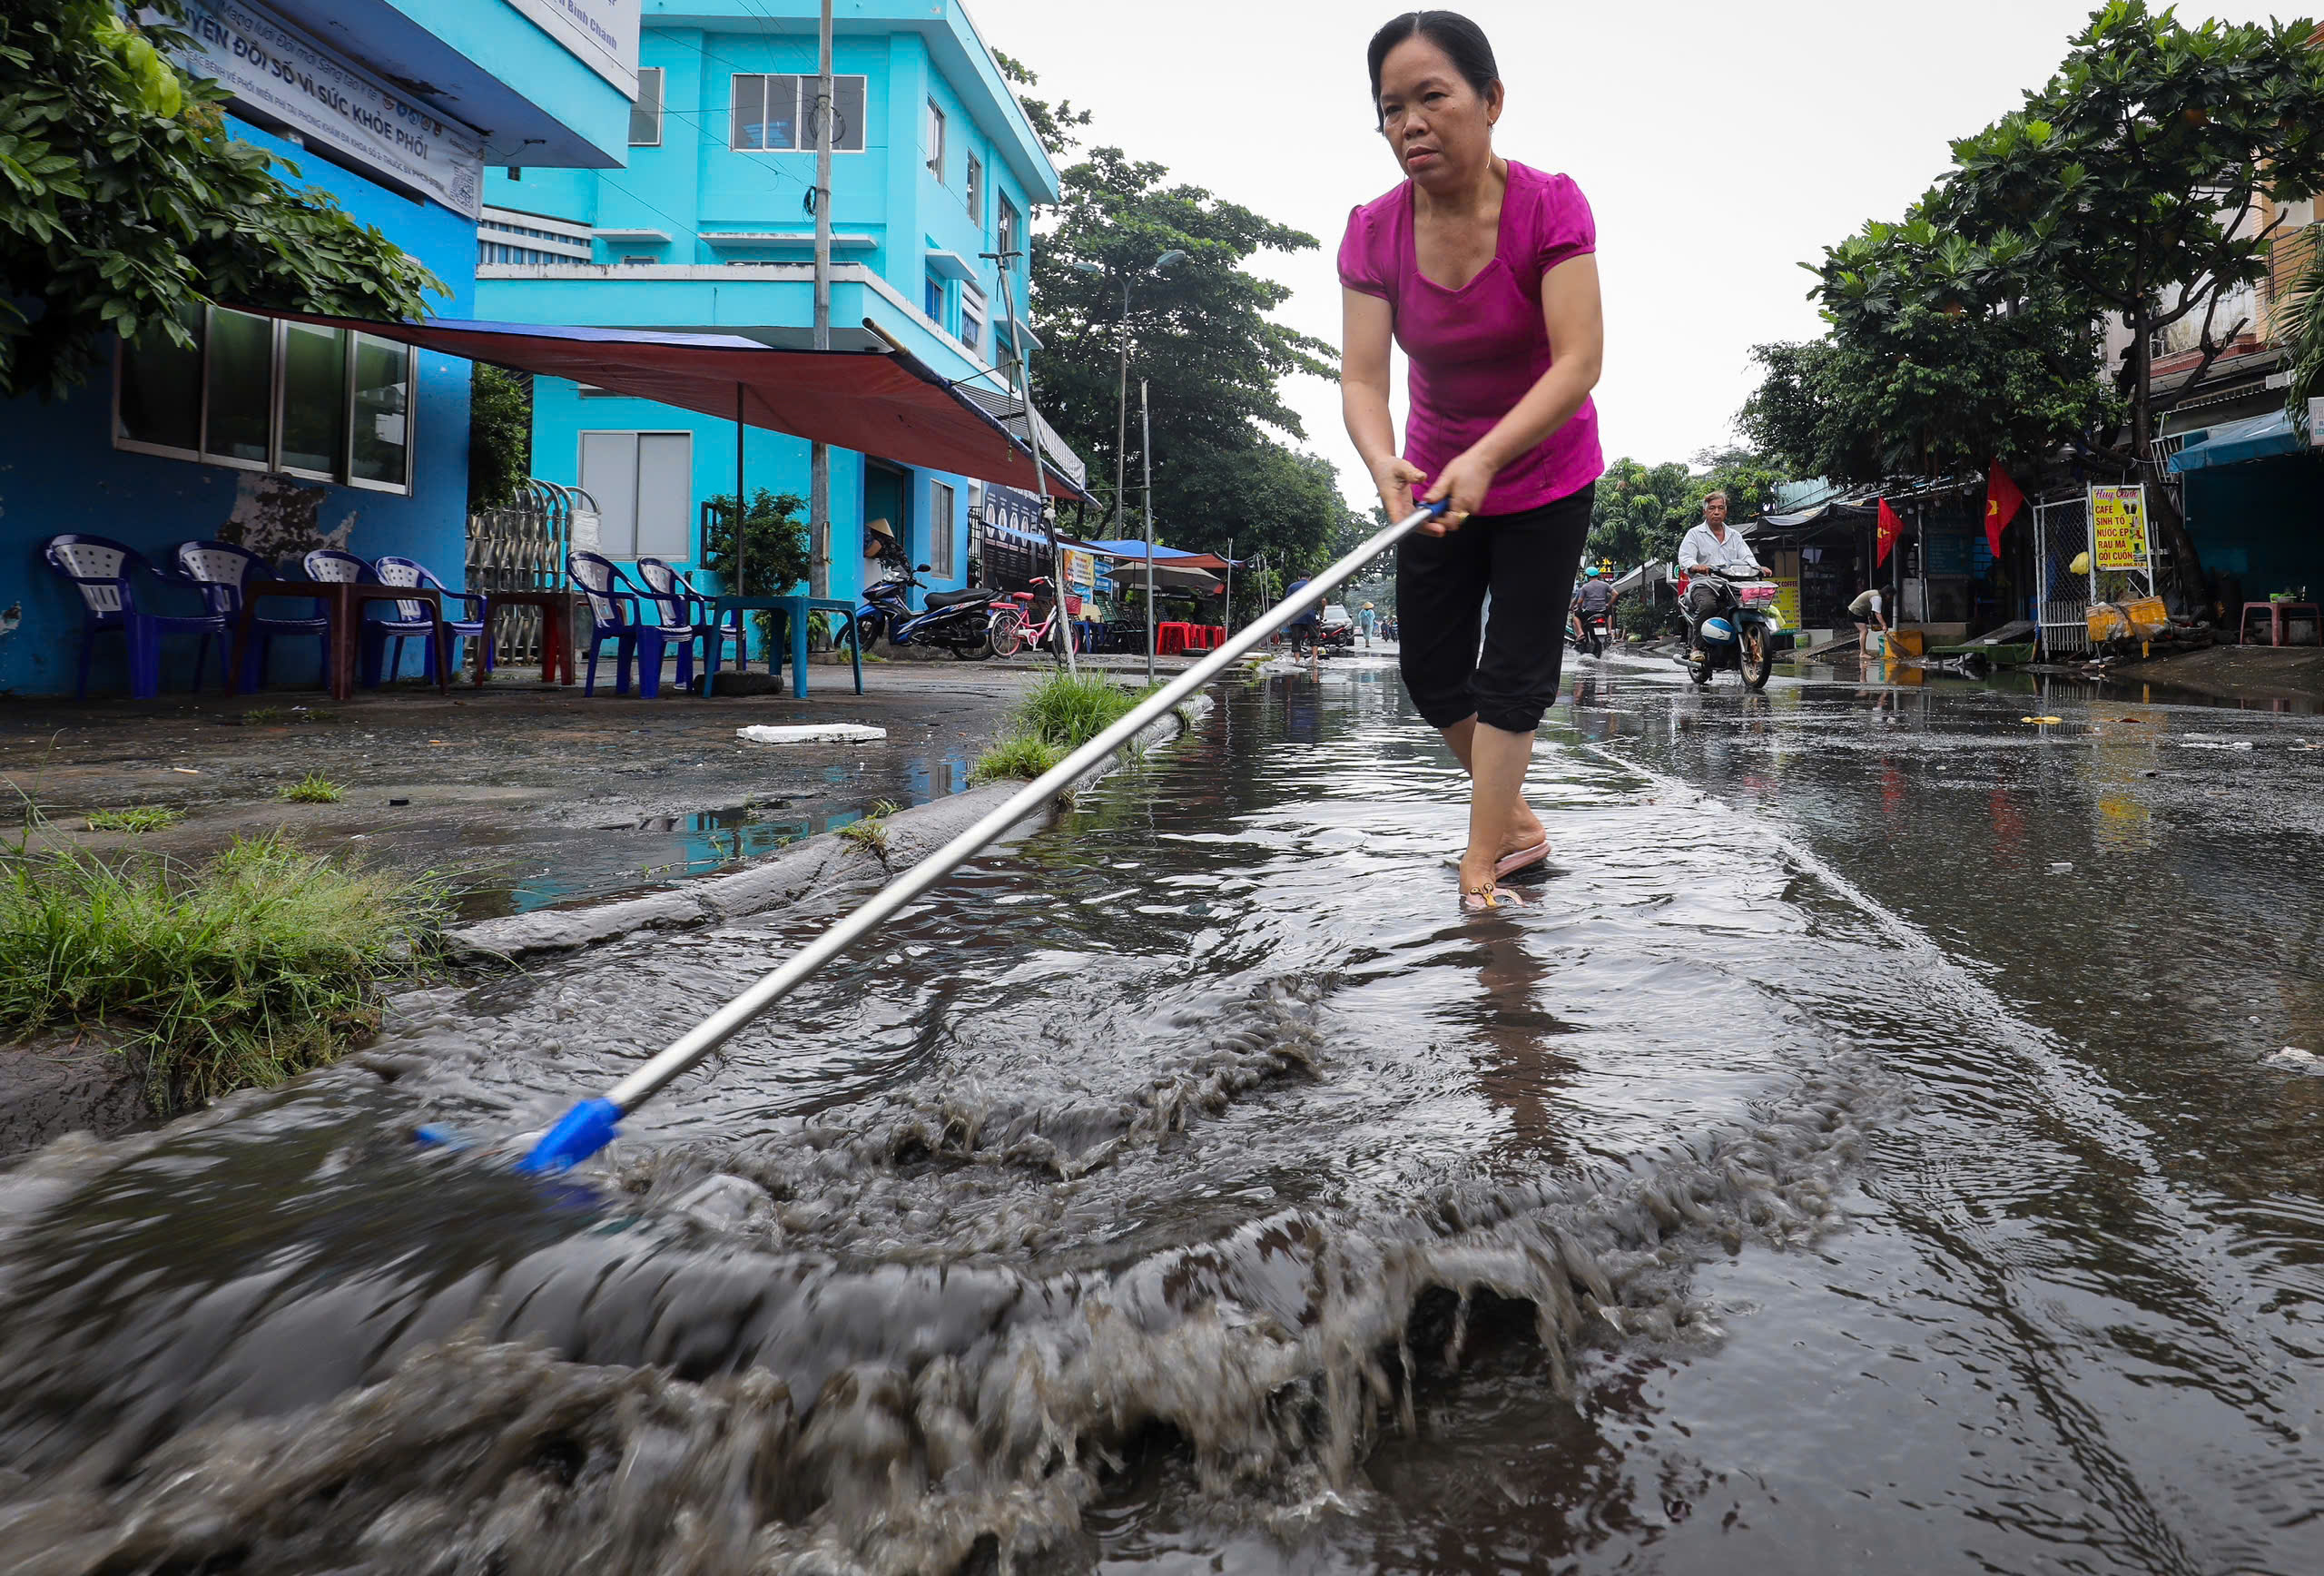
[473,0,1080,606]
[0,0,637,696]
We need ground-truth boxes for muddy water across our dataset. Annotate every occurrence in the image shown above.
[2,657,2320,1573]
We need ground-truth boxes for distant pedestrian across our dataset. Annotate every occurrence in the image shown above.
[1339,9,1604,911]
[1357,602,1379,647]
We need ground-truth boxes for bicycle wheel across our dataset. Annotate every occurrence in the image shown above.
[990,609,1025,658]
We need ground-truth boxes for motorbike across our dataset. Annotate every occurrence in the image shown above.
[1566,606,1612,657]
[852,562,1010,660]
[1681,570,1785,691]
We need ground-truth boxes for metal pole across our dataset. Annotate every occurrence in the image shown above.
[1141,377,1155,685]
[1114,279,1130,534]
[734,384,746,597]
[987,250,1075,675]
[1225,536,1234,635]
[539,501,1446,1145]
[809,0,834,597]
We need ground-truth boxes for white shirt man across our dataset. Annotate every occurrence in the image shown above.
[1678,518,1763,580]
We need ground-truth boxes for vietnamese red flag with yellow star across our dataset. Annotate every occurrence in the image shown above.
[1985,461,2025,557]
[1876,497,1904,566]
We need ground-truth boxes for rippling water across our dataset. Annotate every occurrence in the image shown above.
[1,655,2319,1574]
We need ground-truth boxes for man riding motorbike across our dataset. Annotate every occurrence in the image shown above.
[1676,492,1768,662]
[1569,565,1616,650]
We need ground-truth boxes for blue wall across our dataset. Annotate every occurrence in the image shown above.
[2185,453,2324,598]
[529,378,970,603]
[0,117,477,697]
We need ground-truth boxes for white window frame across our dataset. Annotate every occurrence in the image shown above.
[112,306,417,495]
[926,98,946,182]
[629,65,665,147]
[930,479,957,577]
[965,152,982,222]
[577,429,694,560]
[730,74,869,153]
[998,196,1021,263]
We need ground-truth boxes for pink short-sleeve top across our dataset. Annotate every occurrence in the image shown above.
[1338,161,1603,516]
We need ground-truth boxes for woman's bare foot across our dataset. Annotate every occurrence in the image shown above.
[1502,806,1548,860]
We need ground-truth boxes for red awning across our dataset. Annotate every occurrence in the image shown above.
[251,311,1087,501]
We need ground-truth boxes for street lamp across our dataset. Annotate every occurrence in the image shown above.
[1073,250,1184,677]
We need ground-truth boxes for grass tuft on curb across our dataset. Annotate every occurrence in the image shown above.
[971,673,1160,783]
[86,806,183,833]
[0,834,449,1111]
[278,773,343,804]
[838,798,901,857]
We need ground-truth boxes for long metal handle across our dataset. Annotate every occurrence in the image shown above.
[603,502,1441,1113]
[505,504,1443,1170]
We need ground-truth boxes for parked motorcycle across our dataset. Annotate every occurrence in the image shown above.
[852,563,1009,660]
[1681,571,1785,691]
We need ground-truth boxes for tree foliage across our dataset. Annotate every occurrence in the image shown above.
[1586,449,1786,572]
[992,50,1093,166]
[702,488,812,597]
[467,365,532,513]
[1028,147,1364,574]
[0,1,441,400]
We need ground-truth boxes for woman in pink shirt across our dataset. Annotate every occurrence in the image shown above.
[1340,10,1604,911]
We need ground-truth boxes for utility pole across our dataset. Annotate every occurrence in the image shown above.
[1113,278,1130,535]
[1141,377,1155,685]
[987,246,1076,675]
[1224,536,1234,635]
[809,0,833,596]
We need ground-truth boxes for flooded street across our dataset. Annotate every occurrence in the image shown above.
[2,653,2319,1574]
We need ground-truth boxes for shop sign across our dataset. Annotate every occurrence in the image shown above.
[2090,485,2151,574]
[980,483,1046,542]
[507,0,642,96]
[168,1,486,218]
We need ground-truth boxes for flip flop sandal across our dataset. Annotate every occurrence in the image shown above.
[1461,883,1526,912]
[1495,840,1551,880]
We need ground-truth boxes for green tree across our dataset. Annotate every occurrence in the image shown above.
[2284,245,2324,434]
[467,366,532,513]
[1747,219,2117,486]
[702,489,812,596]
[1,1,440,399]
[1029,147,1359,575]
[1922,1,2324,601]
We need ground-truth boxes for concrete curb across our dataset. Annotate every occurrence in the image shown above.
[446,692,1212,962]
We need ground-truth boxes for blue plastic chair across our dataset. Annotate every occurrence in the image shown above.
[568,551,703,698]
[176,540,330,694]
[635,557,743,673]
[374,556,488,685]
[43,534,230,699]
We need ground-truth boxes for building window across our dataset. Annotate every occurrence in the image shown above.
[926,99,946,181]
[629,65,664,146]
[930,479,957,577]
[924,274,945,323]
[114,306,415,494]
[998,197,1021,263]
[960,304,982,355]
[966,153,983,222]
[731,74,867,153]
[578,430,694,558]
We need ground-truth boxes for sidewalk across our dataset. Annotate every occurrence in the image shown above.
[0,663,1058,920]
[2102,643,2324,709]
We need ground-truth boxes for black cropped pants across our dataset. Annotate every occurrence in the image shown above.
[1395,483,1595,735]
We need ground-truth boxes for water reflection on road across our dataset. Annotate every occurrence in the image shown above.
[0,651,2319,1574]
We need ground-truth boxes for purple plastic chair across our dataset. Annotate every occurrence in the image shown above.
[635,557,743,673]
[43,535,230,699]
[176,540,330,694]
[567,551,702,698]
[373,556,488,685]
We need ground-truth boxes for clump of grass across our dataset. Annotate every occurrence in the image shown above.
[240,706,342,727]
[970,735,1068,783]
[85,806,183,833]
[971,671,1158,782]
[0,833,449,1111]
[838,798,902,857]
[278,773,342,804]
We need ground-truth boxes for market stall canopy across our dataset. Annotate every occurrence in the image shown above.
[1072,538,1236,572]
[2166,409,2303,473]
[1611,560,1670,596]
[245,311,1089,500]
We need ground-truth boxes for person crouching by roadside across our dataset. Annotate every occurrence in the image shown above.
[1847,584,1889,652]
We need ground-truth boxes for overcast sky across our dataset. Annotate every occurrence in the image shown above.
[964,0,2292,507]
